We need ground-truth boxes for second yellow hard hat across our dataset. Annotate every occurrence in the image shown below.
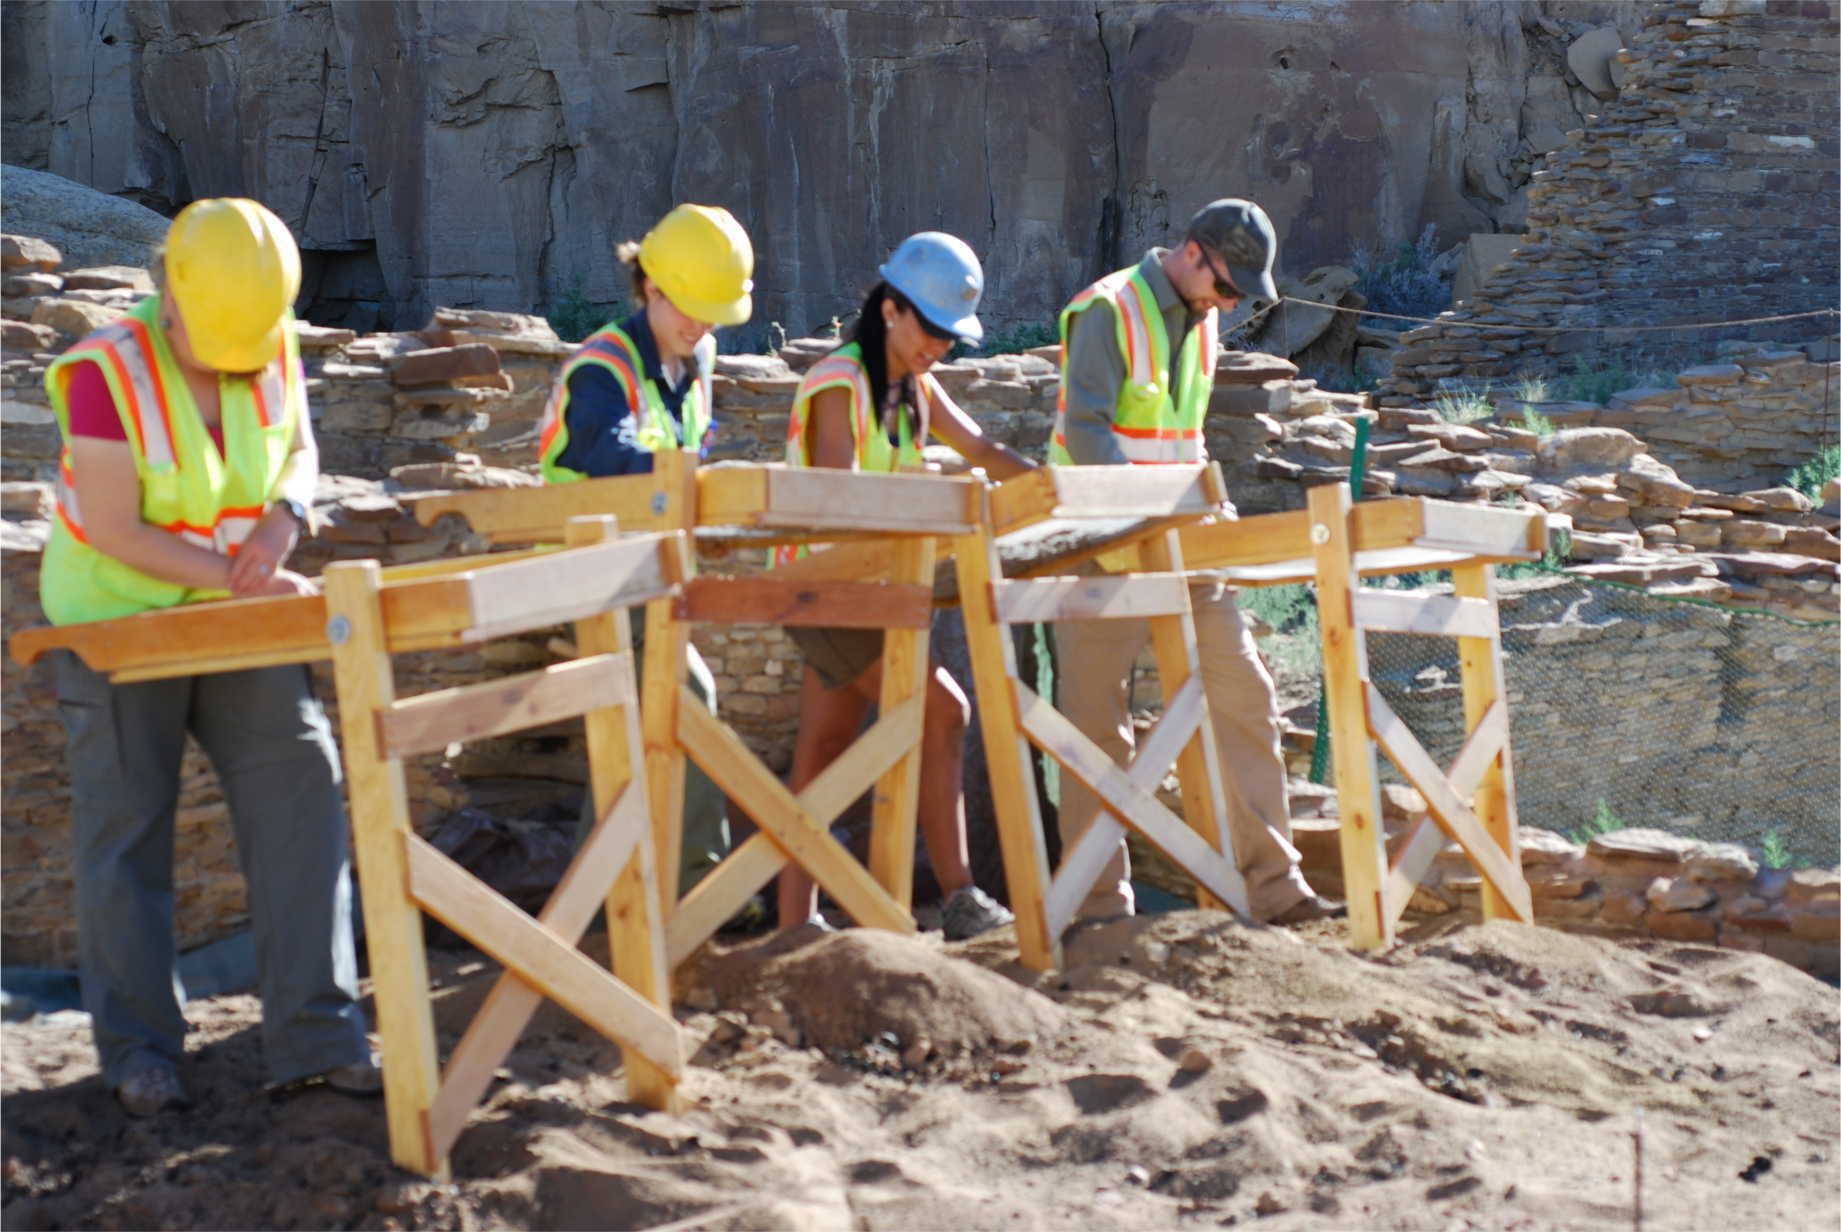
[164,198,301,372]
[638,204,754,326]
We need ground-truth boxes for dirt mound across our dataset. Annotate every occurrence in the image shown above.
[684,928,1067,1056]
[4,913,1836,1230]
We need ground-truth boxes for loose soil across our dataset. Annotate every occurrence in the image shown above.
[4,913,1836,1230]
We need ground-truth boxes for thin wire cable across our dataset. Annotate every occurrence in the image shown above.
[1275,299,1840,336]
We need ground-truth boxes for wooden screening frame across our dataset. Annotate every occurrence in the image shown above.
[1177,484,1544,950]
[9,522,694,1181]
[949,464,1253,972]
[410,455,984,964]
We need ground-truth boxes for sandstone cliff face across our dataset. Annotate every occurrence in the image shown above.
[4,1,1628,339]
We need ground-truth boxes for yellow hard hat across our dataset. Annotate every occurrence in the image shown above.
[164,198,301,371]
[637,204,753,326]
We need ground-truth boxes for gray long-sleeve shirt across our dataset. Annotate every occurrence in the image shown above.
[1058,248,1204,465]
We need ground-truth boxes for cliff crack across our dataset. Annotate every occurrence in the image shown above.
[1094,6,1122,272]
[295,46,335,240]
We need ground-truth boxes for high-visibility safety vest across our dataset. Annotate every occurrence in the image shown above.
[40,295,303,626]
[774,342,930,564]
[538,322,714,484]
[1048,264,1218,466]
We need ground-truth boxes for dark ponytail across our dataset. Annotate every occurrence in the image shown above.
[840,281,915,440]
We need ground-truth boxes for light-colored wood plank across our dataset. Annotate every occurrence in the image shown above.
[754,539,896,586]
[1046,814,1126,940]
[709,466,979,534]
[666,832,788,966]
[375,545,560,583]
[867,536,935,912]
[1352,589,1498,639]
[951,525,1060,971]
[569,514,677,1110]
[990,464,1220,534]
[1384,815,1449,927]
[676,577,933,628]
[1452,563,1524,922]
[322,560,445,1181]
[1307,482,1392,950]
[992,573,1192,623]
[405,836,682,1075]
[430,778,651,1158]
[676,694,914,934]
[1016,683,1245,914]
[1365,683,1532,921]
[1446,698,1508,801]
[460,534,676,641]
[1418,500,1548,559]
[411,472,664,542]
[1137,531,1244,915]
[379,654,633,759]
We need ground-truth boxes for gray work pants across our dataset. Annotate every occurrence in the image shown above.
[575,610,731,896]
[56,653,370,1087]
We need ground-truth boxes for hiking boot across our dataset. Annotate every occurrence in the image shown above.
[268,1053,383,1101]
[116,1062,190,1118]
[942,886,1014,941]
[1267,894,1348,926]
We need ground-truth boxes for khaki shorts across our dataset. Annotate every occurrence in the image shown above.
[788,625,884,690]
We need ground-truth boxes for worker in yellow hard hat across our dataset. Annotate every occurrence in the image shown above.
[40,197,377,1117]
[536,203,755,901]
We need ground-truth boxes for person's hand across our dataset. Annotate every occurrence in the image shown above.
[244,567,319,599]
[227,508,302,597]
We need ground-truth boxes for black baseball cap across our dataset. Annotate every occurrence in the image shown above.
[1186,198,1279,304]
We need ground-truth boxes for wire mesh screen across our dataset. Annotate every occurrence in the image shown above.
[1351,574,1839,868]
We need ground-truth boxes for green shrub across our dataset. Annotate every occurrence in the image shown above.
[1786,444,1840,502]
[971,320,1059,358]
[1566,797,1627,845]
[1239,583,1321,680]
[1433,387,1492,425]
[1760,829,1813,870]
[1520,406,1557,439]
[1351,224,1451,321]
[547,274,619,344]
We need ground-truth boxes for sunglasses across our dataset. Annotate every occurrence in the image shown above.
[1197,246,1241,301]
[914,312,959,344]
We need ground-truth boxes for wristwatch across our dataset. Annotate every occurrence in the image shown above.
[274,497,311,530]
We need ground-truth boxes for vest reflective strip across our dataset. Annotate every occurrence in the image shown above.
[538,335,643,458]
[62,328,179,471]
[785,355,875,466]
[114,316,180,469]
[1117,276,1162,391]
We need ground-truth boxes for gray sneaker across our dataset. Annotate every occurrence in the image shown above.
[116,1062,190,1118]
[942,886,1014,941]
[324,1054,384,1097]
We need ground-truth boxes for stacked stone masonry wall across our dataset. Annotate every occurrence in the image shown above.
[1376,0,1841,400]
[2,236,1834,972]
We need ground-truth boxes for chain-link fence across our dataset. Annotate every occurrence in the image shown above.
[1254,572,1839,869]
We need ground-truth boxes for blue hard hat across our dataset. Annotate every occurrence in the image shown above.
[878,232,984,343]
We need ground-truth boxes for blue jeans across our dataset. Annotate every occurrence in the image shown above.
[56,653,370,1087]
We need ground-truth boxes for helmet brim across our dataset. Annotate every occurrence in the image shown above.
[668,289,752,327]
[176,299,286,373]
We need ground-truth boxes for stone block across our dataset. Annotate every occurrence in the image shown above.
[1,319,59,353]
[0,234,61,272]
[0,273,61,298]
[28,296,116,340]
[1645,876,1717,912]
[1644,909,1718,942]
[387,343,502,388]
[61,265,152,294]
[1676,363,1745,386]
[1788,905,1839,943]
[1782,868,1840,908]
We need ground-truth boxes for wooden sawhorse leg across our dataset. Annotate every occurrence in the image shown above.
[1306,482,1532,950]
[325,518,683,1180]
[955,524,1251,972]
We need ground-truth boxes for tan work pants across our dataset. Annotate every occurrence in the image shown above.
[1052,580,1313,921]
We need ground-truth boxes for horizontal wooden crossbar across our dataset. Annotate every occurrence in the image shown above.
[460,536,677,640]
[380,653,634,758]
[990,464,1225,535]
[1353,589,1498,639]
[404,834,681,1076]
[1365,686,1531,921]
[698,466,980,535]
[414,473,664,542]
[675,577,933,628]
[992,574,1192,624]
